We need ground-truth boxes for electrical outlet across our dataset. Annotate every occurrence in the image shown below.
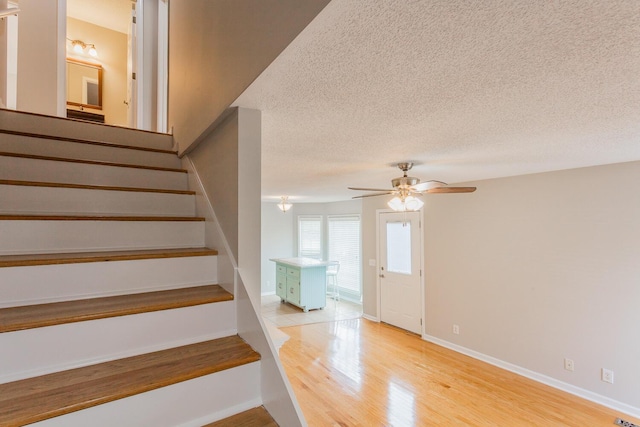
[453,324,460,335]
[564,358,574,371]
[602,368,614,384]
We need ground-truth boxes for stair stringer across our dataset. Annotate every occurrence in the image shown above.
[184,154,306,426]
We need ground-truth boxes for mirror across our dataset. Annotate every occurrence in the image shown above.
[66,58,103,110]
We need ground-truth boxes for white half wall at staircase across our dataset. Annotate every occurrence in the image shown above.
[183,107,305,426]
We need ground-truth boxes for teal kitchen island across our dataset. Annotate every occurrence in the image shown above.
[270,257,330,312]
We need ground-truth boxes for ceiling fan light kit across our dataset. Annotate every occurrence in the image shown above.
[349,162,476,212]
[387,195,424,212]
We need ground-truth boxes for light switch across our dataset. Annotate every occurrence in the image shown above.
[369,259,376,267]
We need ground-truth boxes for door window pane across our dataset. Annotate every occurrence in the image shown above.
[386,222,411,274]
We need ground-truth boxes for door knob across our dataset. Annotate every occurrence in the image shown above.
[379,274,385,278]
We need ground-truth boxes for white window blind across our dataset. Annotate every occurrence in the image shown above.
[328,215,362,299]
[298,216,322,259]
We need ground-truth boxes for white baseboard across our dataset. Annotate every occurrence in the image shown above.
[362,314,379,322]
[422,334,640,420]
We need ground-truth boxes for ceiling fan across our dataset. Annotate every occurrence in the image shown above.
[348,162,476,211]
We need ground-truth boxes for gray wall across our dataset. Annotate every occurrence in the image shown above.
[168,0,330,154]
[187,107,262,299]
[188,111,240,260]
[361,161,640,410]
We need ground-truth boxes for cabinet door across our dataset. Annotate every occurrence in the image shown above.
[275,264,287,300]
[287,277,301,306]
[276,273,287,299]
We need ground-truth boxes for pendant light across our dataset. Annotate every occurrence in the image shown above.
[278,196,292,212]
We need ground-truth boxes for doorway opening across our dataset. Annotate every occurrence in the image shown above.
[66,0,167,131]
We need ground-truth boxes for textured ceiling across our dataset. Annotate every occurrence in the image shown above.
[233,0,640,203]
[67,0,131,34]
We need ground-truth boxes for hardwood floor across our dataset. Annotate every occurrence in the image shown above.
[279,318,638,426]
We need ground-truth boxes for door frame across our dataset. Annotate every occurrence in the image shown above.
[376,208,425,335]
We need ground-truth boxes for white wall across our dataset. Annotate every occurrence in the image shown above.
[361,160,640,414]
[261,203,293,295]
[136,0,159,131]
[17,0,66,116]
[0,0,8,108]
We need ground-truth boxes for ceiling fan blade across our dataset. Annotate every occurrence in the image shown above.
[348,187,394,192]
[351,191,394,199]
[426,186,477,194]
[411,180,447,192]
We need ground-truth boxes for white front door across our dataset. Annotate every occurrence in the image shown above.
[379,211,422,334]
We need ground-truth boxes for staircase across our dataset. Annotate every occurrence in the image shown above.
[0,110,279,426]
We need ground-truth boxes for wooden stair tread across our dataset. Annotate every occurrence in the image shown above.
[0,284,232,333]
[0,108,172,137]
[0,179,196,195]
[0,247,218,268]
[204,406,278,427]
[0,151,187,173]
[0,214,204,221]
[0,128,177,155]
[0,336,261,426]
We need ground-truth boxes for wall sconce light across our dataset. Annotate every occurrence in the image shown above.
[278,196,292,213]
[68,38,98,58]
[0,6,20,19]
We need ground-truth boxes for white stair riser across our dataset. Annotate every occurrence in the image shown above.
[0,133,180,169]
[0,156,188,190]
[29,362,261,427]
[0,185,195,217]
[0,302,237,384]
[0,110,174,151]
[0,256,218,308]
[0,220,205,255]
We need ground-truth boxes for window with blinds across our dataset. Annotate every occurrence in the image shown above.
[328,215,362,300]
[298,216,322,259]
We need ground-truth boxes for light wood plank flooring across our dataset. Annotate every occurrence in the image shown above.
[261,294,362,327]
[279,318,639,426]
